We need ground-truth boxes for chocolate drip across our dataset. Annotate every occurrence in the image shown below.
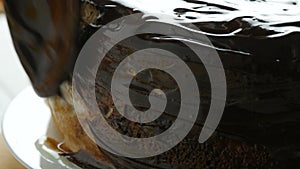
[4,0,80,97]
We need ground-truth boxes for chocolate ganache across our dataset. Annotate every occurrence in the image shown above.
[4,0,300,168]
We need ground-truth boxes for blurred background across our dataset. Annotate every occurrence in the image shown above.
[0,7,29,131]
[0,5,30,168]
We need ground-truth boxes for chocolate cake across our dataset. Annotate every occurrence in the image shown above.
[4,0,300,168]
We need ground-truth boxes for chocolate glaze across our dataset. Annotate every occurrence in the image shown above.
[4,0,80,97]
[62,151,114,169]
[5,0,300,168]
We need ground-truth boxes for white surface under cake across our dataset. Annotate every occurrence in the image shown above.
[0,14,29,131]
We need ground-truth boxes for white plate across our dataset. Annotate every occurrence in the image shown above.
[1,86,80,169]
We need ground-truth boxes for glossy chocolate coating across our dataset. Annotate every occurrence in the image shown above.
[4,0,80,97]
[5,0,300,168]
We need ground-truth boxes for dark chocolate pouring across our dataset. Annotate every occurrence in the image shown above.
[4,0,80,97]
[5,0,300,168]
